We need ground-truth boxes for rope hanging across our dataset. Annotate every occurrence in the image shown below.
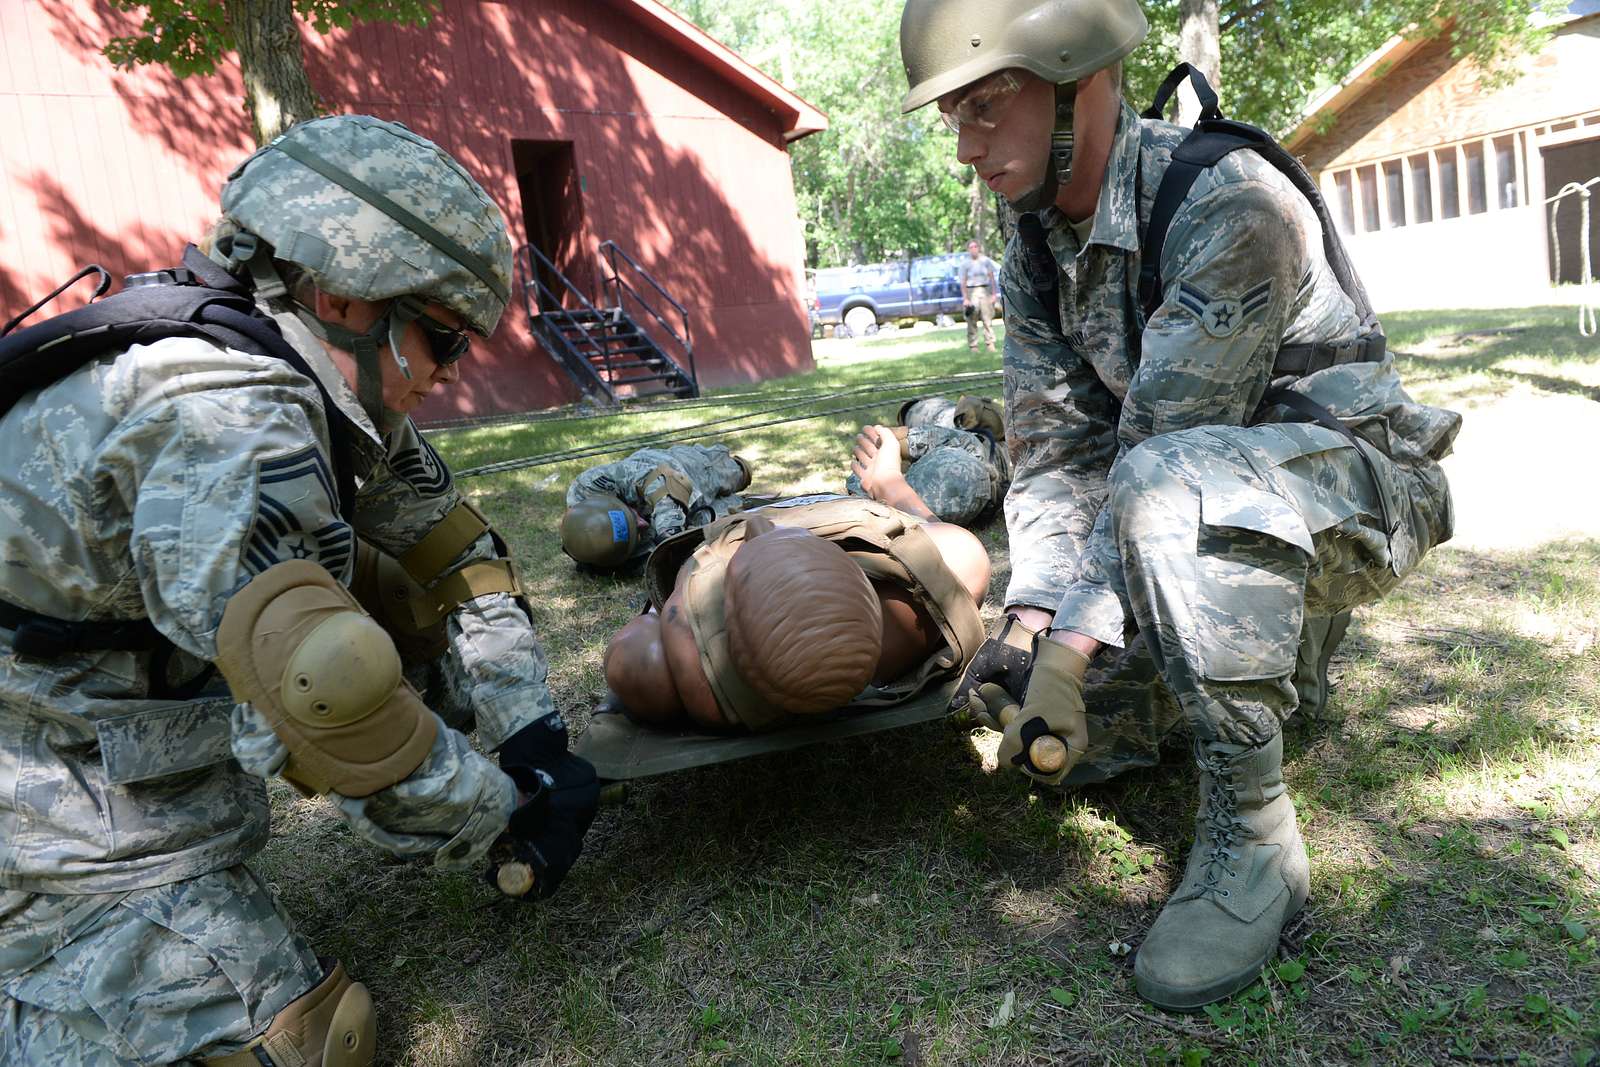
[1547,176,1599,339]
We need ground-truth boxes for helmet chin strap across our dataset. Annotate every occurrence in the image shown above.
[216,229,418,427]
[1007,81,1078,214]
[294,304,416,427]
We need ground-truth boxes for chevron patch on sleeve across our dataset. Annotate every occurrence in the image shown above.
[1176,279,1274,338]
[242,446,355,579]
[391,434,453,496]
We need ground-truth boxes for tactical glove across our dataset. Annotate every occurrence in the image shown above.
[953,396,1005,442]
[964,638,1091,787]
[949,614,1039,718]
[488,715,599,900]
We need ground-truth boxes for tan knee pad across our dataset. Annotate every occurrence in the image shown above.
[215,560,437,797]
[203,958,376,1067]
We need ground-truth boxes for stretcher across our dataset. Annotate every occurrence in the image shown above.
[573,680,960,792]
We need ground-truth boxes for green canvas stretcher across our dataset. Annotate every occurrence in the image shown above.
[573,680,960,782]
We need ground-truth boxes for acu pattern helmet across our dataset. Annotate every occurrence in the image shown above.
[561,495,641,569]
[220,115,513,338]
[899,0,1148,210]
[898,0,1148,113]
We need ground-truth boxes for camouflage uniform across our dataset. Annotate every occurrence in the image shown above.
[0,125,552,1062]
[567,445,748,560]
[846,398,1011,526]
[1002,102,1460,757]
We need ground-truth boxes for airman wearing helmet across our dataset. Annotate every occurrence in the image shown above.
[0,115,597,1065]
[562,444,754,571]
[844,396,1010,527]
[901,0,1460,1009]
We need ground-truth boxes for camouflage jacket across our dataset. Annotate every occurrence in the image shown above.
[1002,102,1461,641]
[0,304,551,894]
[566,445,747,557]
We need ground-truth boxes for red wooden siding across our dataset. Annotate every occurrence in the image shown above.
[0,0,815,419]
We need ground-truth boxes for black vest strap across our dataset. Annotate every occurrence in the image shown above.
[0,246,366,687]
[1015,212,1062,335]
[1137,65,1386,378]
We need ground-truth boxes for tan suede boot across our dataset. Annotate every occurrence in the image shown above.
[1134,732,1309,1011]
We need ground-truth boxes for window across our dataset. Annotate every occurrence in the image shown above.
[1334,171,1356,235]
[1494,135,1519,209]
[1383,161,1407,227]
[1463,141,1487,215]
[1437,147,1460,219]
[1410,153,1434,223]
[1357,165,1380,231]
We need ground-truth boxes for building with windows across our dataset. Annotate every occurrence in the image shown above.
[1284,1,1600,309]
[0,0,826,417]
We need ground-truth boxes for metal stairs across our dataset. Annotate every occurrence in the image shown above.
[515,241,699,405]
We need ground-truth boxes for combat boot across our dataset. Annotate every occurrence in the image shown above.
[1134,731,1309,1011]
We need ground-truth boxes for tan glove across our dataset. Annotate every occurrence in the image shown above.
[966,639,1090,786]
[953,396,1005,442]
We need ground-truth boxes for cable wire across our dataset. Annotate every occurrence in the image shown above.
[455,374,1000,479]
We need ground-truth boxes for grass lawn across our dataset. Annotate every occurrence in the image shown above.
[257,308,1599,1066]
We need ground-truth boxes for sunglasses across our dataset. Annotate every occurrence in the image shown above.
[394,296,473,366]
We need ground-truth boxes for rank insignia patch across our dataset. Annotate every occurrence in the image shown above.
[243,447,355,579]
[391,434,452,496]
[1176,279,1273,338]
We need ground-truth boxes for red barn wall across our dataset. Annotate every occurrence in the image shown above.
[0,0,815,419]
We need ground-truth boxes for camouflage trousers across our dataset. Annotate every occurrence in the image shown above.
[847,426,1007,526]
[1,866,321,1065]
[964,287,996,349]
[1072,421,1449,751]
[1063,611,1351,785]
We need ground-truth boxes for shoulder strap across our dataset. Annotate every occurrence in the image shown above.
[1137,65,1382,346]
[0,246,359,520]
[1014,212,1062,335]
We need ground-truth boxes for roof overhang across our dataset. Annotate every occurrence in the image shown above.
[1283,4,1599,154]
[1281,33,1431,154]
[613,0,829,143]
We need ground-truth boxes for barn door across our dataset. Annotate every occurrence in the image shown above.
[513,140,588,309]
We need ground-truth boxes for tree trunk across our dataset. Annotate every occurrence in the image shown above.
[1177,0,1221,128]
[967,175,995,252]
[225,0,319,144]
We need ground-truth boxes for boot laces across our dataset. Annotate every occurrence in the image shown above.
[1193,749,1252,897]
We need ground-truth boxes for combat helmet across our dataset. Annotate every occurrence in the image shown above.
[561,495,640,569]
[899,0,1147,210]
[216,115,513,420]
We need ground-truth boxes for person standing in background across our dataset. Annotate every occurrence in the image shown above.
[958,239,1000,352]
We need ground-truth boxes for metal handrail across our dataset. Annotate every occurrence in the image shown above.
[599,240,697,390]
[515,244,618,400]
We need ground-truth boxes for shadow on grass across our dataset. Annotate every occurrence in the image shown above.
[252,535,1595,1065]
[1386,305,1600,405]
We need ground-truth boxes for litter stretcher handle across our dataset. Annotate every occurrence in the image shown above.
[997,705,1069,775]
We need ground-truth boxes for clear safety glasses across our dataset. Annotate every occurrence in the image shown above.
[938,71,1024,134]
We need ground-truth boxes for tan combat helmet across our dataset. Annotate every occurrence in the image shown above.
[560,495,640,569]
[899,0,1148,210]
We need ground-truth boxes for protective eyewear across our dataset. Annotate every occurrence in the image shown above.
[939,71,1024,134]
[393,295,472,367]
[413,307,473,367]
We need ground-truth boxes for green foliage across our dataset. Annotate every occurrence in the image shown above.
[676,0,1561,266]
[102,0,438,77]
[677,0,980,267]
[1120,0,1561,136]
